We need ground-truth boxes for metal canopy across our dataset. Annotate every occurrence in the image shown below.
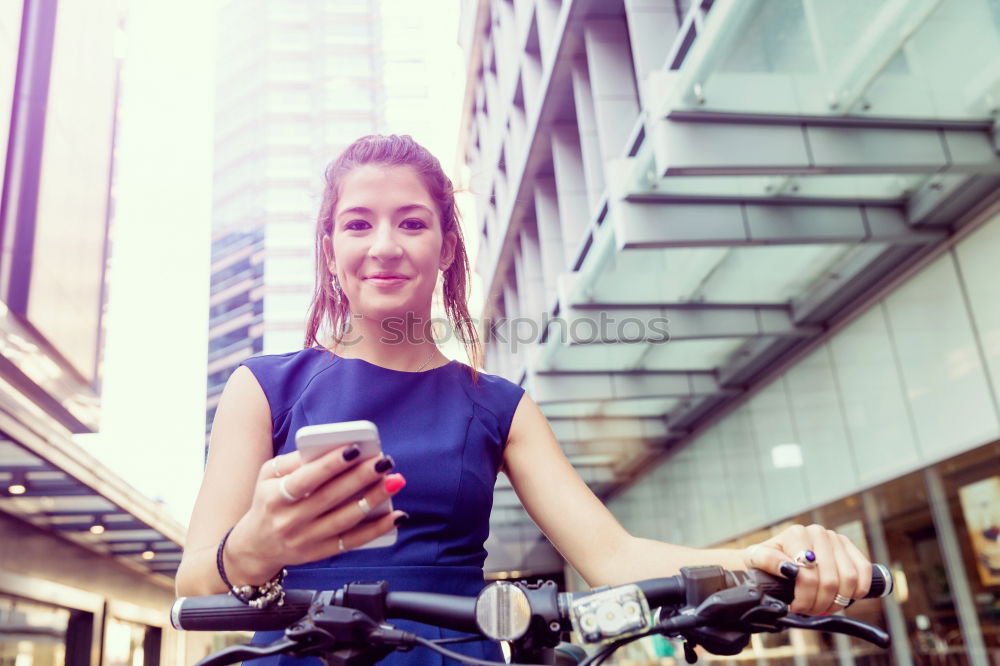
[614,199,947,248]
[473,0,1000,559]
[0,437,184,579]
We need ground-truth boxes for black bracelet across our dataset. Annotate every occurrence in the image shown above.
[216,525,287,608]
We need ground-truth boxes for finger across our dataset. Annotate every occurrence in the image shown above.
[293,454,396,516]
[325,509,409,558]
[273,444,372,502]
[744,542,790,573]
[838,534,872,599]
[757,524,817,613]
[299,473,407,544]
[803,524,839,615]
[827,531,860,614]
[257,450,303,481]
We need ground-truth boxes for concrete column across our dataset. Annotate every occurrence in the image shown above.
[623,0,683,108]
[583,18,641,178]
[533,177,565,308]
[925,468,989,666]
[535,0,562,65]
[861,492,914,666]
[516,217,546,323]
[570,57,606,212]
[550,124,591,267]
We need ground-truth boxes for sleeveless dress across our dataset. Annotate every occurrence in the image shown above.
[239,347,525,665]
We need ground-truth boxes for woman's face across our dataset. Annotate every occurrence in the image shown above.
[325,164,456,323]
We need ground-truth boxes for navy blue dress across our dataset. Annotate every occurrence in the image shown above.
[239,347,525,665]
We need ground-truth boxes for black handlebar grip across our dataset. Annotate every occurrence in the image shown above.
[170,590,316,631]
[635,577,686,607]
[866,564,893,599]
[386,591,480,634]
[749,563,894,604]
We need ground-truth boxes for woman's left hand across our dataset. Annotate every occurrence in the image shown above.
[742,523,873,615]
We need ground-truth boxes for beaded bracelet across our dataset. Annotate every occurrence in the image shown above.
[216,526,287,609]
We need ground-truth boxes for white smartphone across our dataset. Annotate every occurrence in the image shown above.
[294,420,397,549]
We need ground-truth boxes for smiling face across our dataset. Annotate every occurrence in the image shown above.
[323,164,456,322]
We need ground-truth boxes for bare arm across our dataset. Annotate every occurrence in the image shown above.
[502,393,744,588]
[502,393,872,614]
[176,366,407,598]
[175,366,273,596]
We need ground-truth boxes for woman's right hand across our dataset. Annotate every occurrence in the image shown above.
[222,445,407,585]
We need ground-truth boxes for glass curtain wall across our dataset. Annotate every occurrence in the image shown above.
[609,206,1000,664]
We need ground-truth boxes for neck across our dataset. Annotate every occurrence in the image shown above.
[332,310,442,371]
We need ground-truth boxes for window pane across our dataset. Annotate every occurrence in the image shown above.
[883,253,999,459]
[829,306,920,485]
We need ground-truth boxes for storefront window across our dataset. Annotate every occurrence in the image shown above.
[103,616,154,666]
[937,443,1000,662]
[703,440,1000,666]
[0,595,71,666]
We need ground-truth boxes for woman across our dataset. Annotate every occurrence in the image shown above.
[176,135,872,664]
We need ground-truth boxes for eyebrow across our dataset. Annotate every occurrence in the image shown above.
[336,204,435,219]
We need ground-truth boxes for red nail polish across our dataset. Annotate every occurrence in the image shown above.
[385,473,406,494]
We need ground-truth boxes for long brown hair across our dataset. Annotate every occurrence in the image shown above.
[303,135,482,375]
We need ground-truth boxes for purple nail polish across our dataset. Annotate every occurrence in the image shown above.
[780,561,800,580]
[342,445,361,461]
[374,455,394,474]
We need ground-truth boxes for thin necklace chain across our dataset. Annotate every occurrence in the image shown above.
[414,348,437,372]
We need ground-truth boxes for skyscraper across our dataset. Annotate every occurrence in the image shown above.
[206,0,385,441]
[0,2,201,661]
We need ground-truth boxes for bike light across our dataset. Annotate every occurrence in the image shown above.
[475,581,531,641]
[569,584,651,644]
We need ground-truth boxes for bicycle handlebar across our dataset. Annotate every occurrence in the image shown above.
[172,562,893,635]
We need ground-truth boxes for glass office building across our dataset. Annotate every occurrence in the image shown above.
[459,0,1000,663]
[206,0,385,443]
[0,2,212,663]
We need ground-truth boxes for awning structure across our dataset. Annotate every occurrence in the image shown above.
[479,0,1000,556]
[0,427,185,581]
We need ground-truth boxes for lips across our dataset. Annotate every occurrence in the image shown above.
[365,274,409,287]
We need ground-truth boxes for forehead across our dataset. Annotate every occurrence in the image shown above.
[335,164,436,215]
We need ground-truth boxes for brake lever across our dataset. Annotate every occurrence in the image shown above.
[195,637,299,666]
[777,614,891,648]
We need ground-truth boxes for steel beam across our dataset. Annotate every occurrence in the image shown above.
[650,118,1000,177]
[52,520,149,532]
[548,416,668,442]
[560,439,650,459]
[558,301,818,341]
[529,369,720,403]
[5,486,94,497]
[614,199,945,249]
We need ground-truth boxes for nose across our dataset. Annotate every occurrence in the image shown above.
[368,222,403,260]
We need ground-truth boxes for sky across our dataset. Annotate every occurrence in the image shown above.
[78,0,470,525]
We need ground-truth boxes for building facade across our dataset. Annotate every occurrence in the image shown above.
[206,0,385,441]
[460,0,1000,663]
[0,1,214,663]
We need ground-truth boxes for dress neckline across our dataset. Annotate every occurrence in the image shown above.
[312,347,458,375]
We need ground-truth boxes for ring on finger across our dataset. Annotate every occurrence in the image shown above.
[271,458,282,478]
[278,476,299,502]
[357,497,372,516]
[793,549,818,568]
[338,536,346,554]
[833,593,851,607]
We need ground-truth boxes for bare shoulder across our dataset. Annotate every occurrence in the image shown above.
[507,390,546,444]
[209,365,272,462]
